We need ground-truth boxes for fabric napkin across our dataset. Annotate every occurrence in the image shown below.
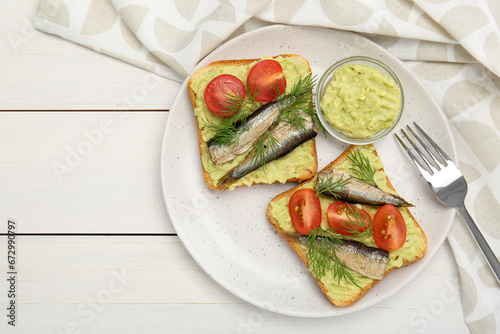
[34,1,500,332]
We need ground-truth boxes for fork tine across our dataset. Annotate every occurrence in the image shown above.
[407,125,446,170]
[394,132,408,150]
[401,128,438,175]
[395,132,433,179]
[413,122,451,164]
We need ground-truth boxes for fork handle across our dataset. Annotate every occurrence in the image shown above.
[457,203,500,284]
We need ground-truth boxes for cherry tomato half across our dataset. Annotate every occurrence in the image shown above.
[204,74,245,117]
[288,188,322,235]
[246,59,286,102]
[373,204,407,251]
[326,202,372,235]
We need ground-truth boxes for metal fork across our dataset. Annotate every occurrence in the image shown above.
[395,122,500,283]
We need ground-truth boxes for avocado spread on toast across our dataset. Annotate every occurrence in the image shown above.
[189,56,315,190]
[269,146,424,302]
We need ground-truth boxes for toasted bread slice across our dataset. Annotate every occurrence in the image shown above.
[187,54,317,190]
[266,144,427,306]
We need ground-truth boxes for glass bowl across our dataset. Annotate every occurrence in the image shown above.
[314,56,404,145]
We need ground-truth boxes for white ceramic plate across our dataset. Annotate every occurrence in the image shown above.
[160,25,456,317]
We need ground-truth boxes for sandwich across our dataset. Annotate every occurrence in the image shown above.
[266,144,427,306]
[187,54,319,190]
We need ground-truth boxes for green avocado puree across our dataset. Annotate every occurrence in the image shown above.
[320,63,401,138]
[190,56,313,190]
[269,146,424,302]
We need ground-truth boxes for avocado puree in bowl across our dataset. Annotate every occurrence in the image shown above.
[315,56,404,145]
[320,63,402,138]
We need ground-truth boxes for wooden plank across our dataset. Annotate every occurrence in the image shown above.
[0,53,180,110]
[0,2,181,110]
[0,111,175,234]
[0,236,468,333]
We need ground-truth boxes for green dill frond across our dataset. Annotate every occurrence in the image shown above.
[278,74,326,134]
[347,149,377,185]
[277,75,311,121]
[287,72,315,99]
[340,205,374,238]
[315,174,350,199]
[305,228,335,280]
[203,86,260,148]
[203,117,244,148]
[218,87,254,117]
[332,257,360,287]
[305,228,360,287]
[250,130,280,172]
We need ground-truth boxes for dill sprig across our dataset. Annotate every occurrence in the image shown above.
[339,204,374,238]
[315,173,350,199]
[347,149,377,185]
[277,74,325,133]
[305,228,360,287]
[251,129,280,172]
[203,116,244,149]
[214,86,249,117]
[306,228,342,279]
[201,88,260,148]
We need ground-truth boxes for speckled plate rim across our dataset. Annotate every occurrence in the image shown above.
[160,24,456,317]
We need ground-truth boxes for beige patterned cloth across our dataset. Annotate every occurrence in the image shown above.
[34,0,500,332]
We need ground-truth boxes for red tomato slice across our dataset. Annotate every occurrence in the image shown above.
[326,202,372,235]
[204,74,245,117]
[373,204,407,251]
[288,188,322,235]
[246,59,286,102]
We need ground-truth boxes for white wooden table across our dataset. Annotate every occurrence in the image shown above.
[0,2,470,333]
